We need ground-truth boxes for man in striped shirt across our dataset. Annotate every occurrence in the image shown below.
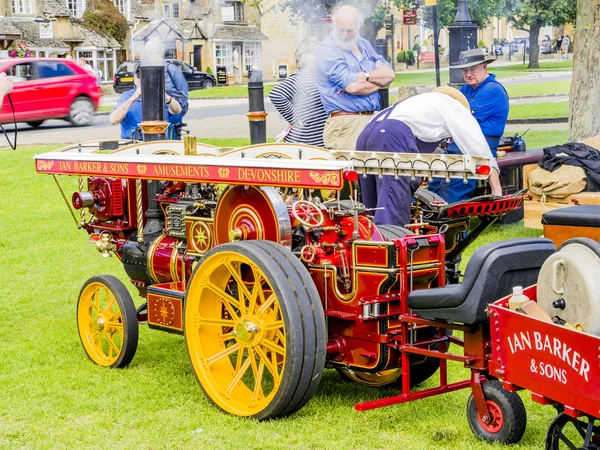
[269,38,328,147]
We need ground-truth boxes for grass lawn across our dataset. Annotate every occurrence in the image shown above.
[391,60,573,88]
[509,101,569,119]
[509,130,569,149]
[190,84,276,99]
[188,60,572,99]
[505,80,571,97]
[1,142,561,449]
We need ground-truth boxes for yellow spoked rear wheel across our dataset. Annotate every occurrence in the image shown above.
[77,275,139,368]
[185,241,326,419]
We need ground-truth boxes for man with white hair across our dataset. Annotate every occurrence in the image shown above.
[314,4,395,150]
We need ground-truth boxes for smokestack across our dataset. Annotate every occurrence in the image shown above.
[139,65,169,141]
[247,69,267,144]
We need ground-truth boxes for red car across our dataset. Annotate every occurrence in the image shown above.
[0,58,102,127]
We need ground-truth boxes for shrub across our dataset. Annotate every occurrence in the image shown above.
[406,50,415,65]
[478,40,486,48]
[206,66,213,74]
[412,43,421,53]
[397,51,406,62]
[83,0,129,45]
[493,38,499,45]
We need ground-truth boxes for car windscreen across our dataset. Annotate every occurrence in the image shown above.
[117,62,139,74]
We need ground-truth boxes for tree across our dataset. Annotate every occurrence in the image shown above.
[502,0,575,69]
[569,0,600,140]
[279,0,503,47]
[83,0,129,46]
[420,0,503,31]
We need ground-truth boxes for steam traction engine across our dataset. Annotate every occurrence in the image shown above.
[36,139,532,441]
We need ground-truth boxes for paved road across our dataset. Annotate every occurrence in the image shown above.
[1,70,572,148]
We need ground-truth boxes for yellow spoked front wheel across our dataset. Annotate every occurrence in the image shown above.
[77,275,139,368]
[185,241,326,420]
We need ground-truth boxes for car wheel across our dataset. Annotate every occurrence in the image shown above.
[27,121,44,128]
[202,79,214,89]
[69,96,94,127]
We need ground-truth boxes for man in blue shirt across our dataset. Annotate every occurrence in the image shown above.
[109,66,183,140]
[314,4,395,150]
[429,48,509,203]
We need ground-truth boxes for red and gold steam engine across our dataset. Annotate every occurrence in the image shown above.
[37,138,552,444]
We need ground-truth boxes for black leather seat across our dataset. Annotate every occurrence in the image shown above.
[407,238,556,324]
[542,205,600,228]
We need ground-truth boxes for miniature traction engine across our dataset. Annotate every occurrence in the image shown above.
[38,138,562,446]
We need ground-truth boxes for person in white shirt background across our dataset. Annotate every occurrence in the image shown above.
[357,86,501,226]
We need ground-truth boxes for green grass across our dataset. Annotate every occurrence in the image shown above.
[188,60,572,98]
[505,80,571,97]
[0,143,563,449]
[190,84,276,99]
[510,130,569,149]
[509,101,569,119]
[391,60,572,88]
[97,105,113,112]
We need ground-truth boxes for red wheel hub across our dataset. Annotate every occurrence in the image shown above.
[479,400,504,433]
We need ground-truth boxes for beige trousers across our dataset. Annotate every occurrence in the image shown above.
[323,114,373,150]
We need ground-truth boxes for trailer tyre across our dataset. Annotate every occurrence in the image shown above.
[184,241,325,420]
[467,380,527,444]
[76,275,139,368]
[545,412,600,449]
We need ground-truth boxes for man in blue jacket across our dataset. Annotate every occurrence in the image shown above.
[109,66,183,140]
[430,48,509,203]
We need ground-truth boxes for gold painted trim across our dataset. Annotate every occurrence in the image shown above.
[147,234,166,283]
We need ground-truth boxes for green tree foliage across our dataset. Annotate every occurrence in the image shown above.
[277,0,502,45]
[502,0,575,68]
[83,0,129,46]
[418,0,503,31]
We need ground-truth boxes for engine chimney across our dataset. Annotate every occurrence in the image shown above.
[139,65,169,141]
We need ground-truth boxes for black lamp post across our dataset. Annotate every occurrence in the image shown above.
[448,0,478,85]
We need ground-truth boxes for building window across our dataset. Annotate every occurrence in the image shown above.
[163,2,179,18]
[225,1,244,22]
[114,0,124,14]
[165,41,177,59]
[12,0,32,14]
[243,42,261,74]
[67,0,86,18]
[214,42,233,74]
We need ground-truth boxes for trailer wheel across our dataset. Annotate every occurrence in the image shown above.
[184,241,325,419]
[467,380,526,444]
[76,275,139,368]
[545,413,600,449]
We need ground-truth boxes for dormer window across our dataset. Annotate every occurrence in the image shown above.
[67,0,86,18]
[164,2,179,19]
[224,1,244,22]
[12,0,32,14]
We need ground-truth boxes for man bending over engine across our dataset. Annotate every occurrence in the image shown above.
[358,86,501,226]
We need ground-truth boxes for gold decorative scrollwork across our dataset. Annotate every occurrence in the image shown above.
[137,164,147,175]
[218,167,230,179]
[309,171,339,186]
[37,160,54,171]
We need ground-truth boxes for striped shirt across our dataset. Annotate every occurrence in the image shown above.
[269,71,328,147]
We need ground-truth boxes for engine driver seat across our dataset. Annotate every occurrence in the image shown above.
[407,238,556,324]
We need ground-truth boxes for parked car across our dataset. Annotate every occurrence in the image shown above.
[0,58,101,127]
[113,60,216,94]
[510,38,530,54]
[540,37,552,54]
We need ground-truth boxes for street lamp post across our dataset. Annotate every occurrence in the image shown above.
[448,0,478,86]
